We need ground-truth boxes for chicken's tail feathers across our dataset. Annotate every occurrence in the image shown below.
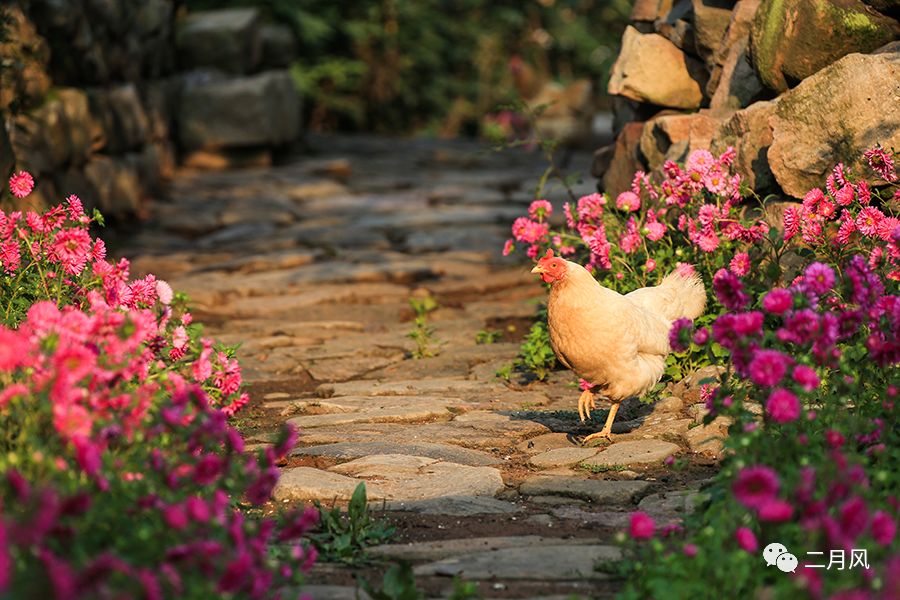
[658,268,707,321]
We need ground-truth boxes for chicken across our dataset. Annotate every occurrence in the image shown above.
[508,56,594,153]
[530,249,706,443]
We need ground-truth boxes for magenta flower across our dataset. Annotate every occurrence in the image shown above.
[735,527,758,552]
[749,350,790,387]
[871,510,897,546]
[615,191,640,212]
[792,365,820,391]
[713,268,749,310]
[8,171,34,198]
[629,512,655,539]
[864,144,898,182]
[766,388,800,423]
[682,544,698,558]
[803,262,835,295]
[669,318,693,352]
[733,466,780,509]
[757,498,794,522]
[839,496,869,540]
[763,288,793,315]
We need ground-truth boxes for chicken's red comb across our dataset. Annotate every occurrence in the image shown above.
[537,248,555,264]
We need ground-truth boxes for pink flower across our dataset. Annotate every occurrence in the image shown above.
[713,268,749,310]
[856,207,885,237]
[836,211,856,244]
[834,184,855,207]
[733,466,780,509]
[729,252,750,276]
[576,193,605,221]
[763,288,793,315]
[735,527,758,552]
[8,171,34,198]
[783,206,800,240]
[675,262,696,278]
[615,191,641,212]
[51,228,92,275]
[864,145,897,182]
[528,199,552,221]
[839,497,869,540]
[766,388,800,423]
[502,239,514,256]
[644,258,656,272]
[792,365,819,391]
[803,262,835,295]
[757,498,794,522]
[0,242,20,275]
[825,429,845,449]
[156,280,174,305]
[871,510,896,546]
[749,350,790,387]
[682,544,698,557]
[511,217,549,244]
[629,512,655,539]
[686,149,714,175]
[697,230,720,252]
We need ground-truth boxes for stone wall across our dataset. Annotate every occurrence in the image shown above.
[1,1,303,219]
[593,0,900,199]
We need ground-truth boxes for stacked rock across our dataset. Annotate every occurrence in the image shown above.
[594,0,900,199]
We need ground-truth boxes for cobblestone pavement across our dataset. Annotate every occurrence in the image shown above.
[122,134,724,599]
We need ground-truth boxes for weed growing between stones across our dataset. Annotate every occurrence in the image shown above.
[360,562,482,600]
[309,482,396,565]
[407,294,439,359]
[0,176,317,597]
[475,328,502,344]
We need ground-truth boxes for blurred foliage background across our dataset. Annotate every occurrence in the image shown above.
[184,0,631,136]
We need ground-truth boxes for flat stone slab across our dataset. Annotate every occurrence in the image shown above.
[530,448,600,468]
[519,476,654,505]
[288,397,456,428]
[273,467,384,502]
[517,433,578,454]
[369,535,597,562]
[381,496,522,516]
[317,378,508,400]
[292,441,502,466]
[413,543,620,580]
[637,490,708,517]
[581,440,680,467]
[328,454,504,501]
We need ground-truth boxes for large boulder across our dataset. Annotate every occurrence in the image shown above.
[767,49,900,197]
[83,156,142,217]
[178,70,301,150]
[640,111,726,170]
[710,99,778,192]
[259,24,297,69]
[88,84,151,154]
[750,0,900,92]
[709,37,767,110]
[176,8,262,74]
[0,5,51,113]
[56,88,95,166]
[608,26,708,109]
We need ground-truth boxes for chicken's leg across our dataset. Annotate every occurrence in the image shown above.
[583,402,620,444]
[577,389,596,422]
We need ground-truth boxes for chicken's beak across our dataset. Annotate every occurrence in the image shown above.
[530,265,544,274]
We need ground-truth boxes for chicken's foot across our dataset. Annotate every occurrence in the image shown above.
[577,389,596,422]
[583,402,620,444]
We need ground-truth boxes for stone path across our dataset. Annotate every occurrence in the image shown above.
[122,134,724,599]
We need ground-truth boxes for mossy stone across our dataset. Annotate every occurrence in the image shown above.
[750,0,900,91]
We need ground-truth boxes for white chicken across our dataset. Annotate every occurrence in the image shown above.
[531,250,706,443]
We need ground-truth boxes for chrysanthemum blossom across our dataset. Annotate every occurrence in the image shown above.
[871,510,897,546]
[51,228,92,275]
[763,288,793,315]
[856,207,885,237]
[528,199,552,221]
[792,365,820,391]
[511,217,549,244]
[735,527,758,552]
[686,149,714,175]
[766,388,801,423]
[629,512,655,539]
[732,466,780,509]
[669,318,693,352]
[749,350,790,387]
[864,145,898,182]
[730,252,750,276]
[757,499,794,522]
[8,171,34,198]
[615,191,641,212]
[713,268,750,310]
[804,262,836,296]
[644,258,656,272]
